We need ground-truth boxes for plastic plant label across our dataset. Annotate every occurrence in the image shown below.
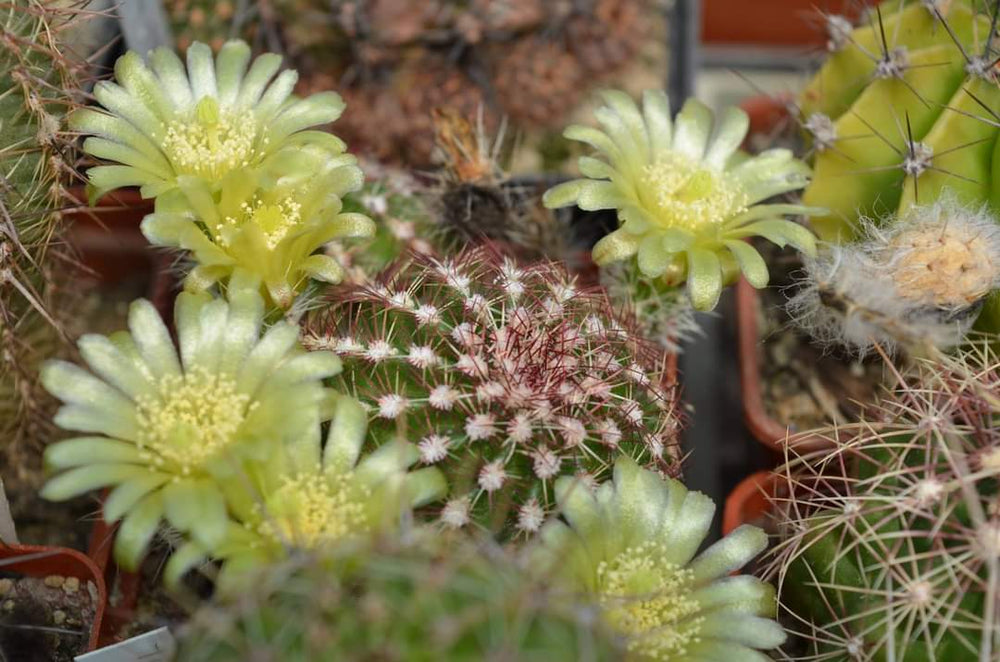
[75,627,176,662]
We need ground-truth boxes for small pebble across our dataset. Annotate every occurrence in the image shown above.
[0,578,12,596]
[44,575,65,588]
[53,609,66,625]
[62,577,80,595]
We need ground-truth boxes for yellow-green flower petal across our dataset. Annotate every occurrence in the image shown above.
[545,89,819,311]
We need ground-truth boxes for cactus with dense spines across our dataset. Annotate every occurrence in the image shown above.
[0,1,83,457]
[176,539,621,662]
[303,246,682,536]
[800,0,1000,242]
[764,344,1000,661]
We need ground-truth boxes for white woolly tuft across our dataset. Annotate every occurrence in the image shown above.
[789,198,1000,354]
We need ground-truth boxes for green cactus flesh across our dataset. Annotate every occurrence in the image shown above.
[176,541,620,662]
[0,1,80,442]
[768,350,1000,661]
[303,247,683,536]
[801,0,999,242]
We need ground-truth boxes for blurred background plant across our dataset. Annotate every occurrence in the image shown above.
[175,536,621,662]
[162,0,670,171]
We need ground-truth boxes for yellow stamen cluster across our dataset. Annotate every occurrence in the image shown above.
[221,197,303,250]
[640,152,748,231]
[890,223,998,307]
[161,99,260,179]
[134,366,252,474]
[597,542,704,660]
[255,472,371,550]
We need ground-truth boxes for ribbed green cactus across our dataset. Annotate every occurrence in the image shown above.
[801,0,1000,242]
[303,246,682,536]
[765,345,1000,660]
[0,1,82,448]
[176,539,621,662]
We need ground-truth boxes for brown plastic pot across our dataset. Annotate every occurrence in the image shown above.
[722,470,778,536]
[737,277,837,453]
[702,0,870,48]
[0,543,108,652]
[735,94,837,454]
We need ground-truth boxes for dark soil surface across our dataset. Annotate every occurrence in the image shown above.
[753,243,886,434]
[0,573,99,661]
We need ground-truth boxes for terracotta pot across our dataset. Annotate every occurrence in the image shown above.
[65,186,176,319]
[722,470,779,536]
[65,187,154,284]
[702,0,871,48]
[87,516,141,648]
[0,543,107,652]
[737,278,837,453]
[734,95,837,454]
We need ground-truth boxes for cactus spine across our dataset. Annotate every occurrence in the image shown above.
[801,1,1000,241]
[176,539,620,662]
[0,1,82,455]
[765,345,1000,660]
[303,246,682,536]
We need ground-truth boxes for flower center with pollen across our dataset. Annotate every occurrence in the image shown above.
[597,542,704,660]
[134,366,252,474]
[890,224,997,307]
[161,97,260,180]
[641,152,748,232]
[255,473,370,550]
[221,198,303,249]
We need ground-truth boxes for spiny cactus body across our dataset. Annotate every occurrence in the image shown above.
[0,1,83,463]
[176,539,620,662]
[304,246,682,536]
[765,345,1000,661]
[801,0,1000,242]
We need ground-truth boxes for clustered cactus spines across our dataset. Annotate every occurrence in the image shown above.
[544,90,817,311]
[765,345,1000,660]
[176,539,621,662]
[304,246,682,536]
[788,197,1000,353]
[0,1,84,465]
[800,0,1000,242]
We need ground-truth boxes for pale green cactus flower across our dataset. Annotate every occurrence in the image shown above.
[164,396,447,593]
[142,145,374,308]
[39,272,343,571]
[72,40,349,201]
[544,90,820,310]
[534,456,785,660]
